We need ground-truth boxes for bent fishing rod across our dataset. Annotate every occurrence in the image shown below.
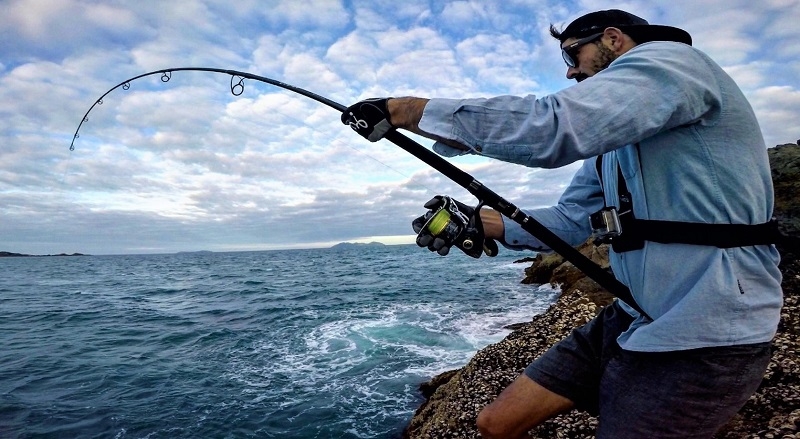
[70,67,648,318]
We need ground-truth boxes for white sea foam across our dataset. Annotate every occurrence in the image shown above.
[225,279,558,405]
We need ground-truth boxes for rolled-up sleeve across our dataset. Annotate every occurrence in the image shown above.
[418,98,474,157]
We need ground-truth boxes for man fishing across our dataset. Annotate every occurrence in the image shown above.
[342,9,783,439]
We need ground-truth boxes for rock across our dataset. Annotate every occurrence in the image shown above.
[769,144,800,258]
[419,370,459,399]
[403,144,800,438]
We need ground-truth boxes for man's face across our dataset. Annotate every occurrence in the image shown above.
[561,35,618,82]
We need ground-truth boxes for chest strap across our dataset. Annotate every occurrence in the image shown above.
[595,155,781,253]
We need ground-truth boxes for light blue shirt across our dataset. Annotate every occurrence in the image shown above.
[418,42,783,352]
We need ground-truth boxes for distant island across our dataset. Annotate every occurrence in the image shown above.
[0,251,87,258]
[330,242,386,250]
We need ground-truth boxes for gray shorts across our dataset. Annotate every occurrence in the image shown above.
[524,301,771,438]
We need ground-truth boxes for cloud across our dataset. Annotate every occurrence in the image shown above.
[1,1,798,255]
[455,34,541,95]
[0,0,152,63]
[748,85,800,146]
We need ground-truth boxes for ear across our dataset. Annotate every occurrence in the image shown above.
[603,27,634,54]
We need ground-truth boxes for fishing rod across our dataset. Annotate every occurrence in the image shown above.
[70,67,648,318]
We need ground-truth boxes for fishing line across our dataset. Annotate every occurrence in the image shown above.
[263,102,439,195]
[70,67,650,318]
[331,137,440,195]
[425,208,453,236]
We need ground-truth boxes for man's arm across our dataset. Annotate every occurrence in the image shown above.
[387,97,471,153]
[386,98,506,241]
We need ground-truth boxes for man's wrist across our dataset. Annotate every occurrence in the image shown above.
[387,97,429,131]
[480,209,505,240]
[386,97,472,153]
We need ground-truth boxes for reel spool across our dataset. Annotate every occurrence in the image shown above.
[421,199,474,250]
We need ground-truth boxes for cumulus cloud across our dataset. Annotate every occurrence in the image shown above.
[1,1,798,254]
[748,86,800,146]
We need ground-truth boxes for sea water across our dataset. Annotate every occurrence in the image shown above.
[0,244,557,438]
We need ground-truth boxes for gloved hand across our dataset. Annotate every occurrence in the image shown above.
[412,195,498,258]
[341,98,395,142]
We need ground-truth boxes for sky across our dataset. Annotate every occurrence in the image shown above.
[1,0,799,255]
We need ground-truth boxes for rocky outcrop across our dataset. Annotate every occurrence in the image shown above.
[403,143,800,439]
[770,144,800,242]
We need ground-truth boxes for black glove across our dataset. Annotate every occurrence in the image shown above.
[341,98,395,142]
[411,195,498,258]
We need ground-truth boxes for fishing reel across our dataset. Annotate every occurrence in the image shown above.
[414,196,497,258]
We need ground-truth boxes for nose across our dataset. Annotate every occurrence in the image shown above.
[566,66,581,80]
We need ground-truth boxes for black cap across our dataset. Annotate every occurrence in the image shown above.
[560,9,692,46]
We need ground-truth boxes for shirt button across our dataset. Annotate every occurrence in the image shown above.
[475,145,482,152]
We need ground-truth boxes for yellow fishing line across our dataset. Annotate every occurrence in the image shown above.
[426,209,451,236]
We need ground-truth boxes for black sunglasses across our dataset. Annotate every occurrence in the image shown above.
[561,32,604,67]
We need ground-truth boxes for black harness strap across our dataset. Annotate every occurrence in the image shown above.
[620,218,781,248]
[595,154,781,252]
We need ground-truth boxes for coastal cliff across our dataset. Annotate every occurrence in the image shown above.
[403,143,800,439]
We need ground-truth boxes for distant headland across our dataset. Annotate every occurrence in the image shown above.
[0,251,88,258]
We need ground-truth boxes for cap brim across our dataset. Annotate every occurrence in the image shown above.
[622,24,692,46]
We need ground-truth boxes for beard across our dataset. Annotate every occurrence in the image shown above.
[574,42,618,82]
[592,42,618,73]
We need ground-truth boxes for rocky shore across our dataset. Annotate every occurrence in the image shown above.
[403,143,800,439]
